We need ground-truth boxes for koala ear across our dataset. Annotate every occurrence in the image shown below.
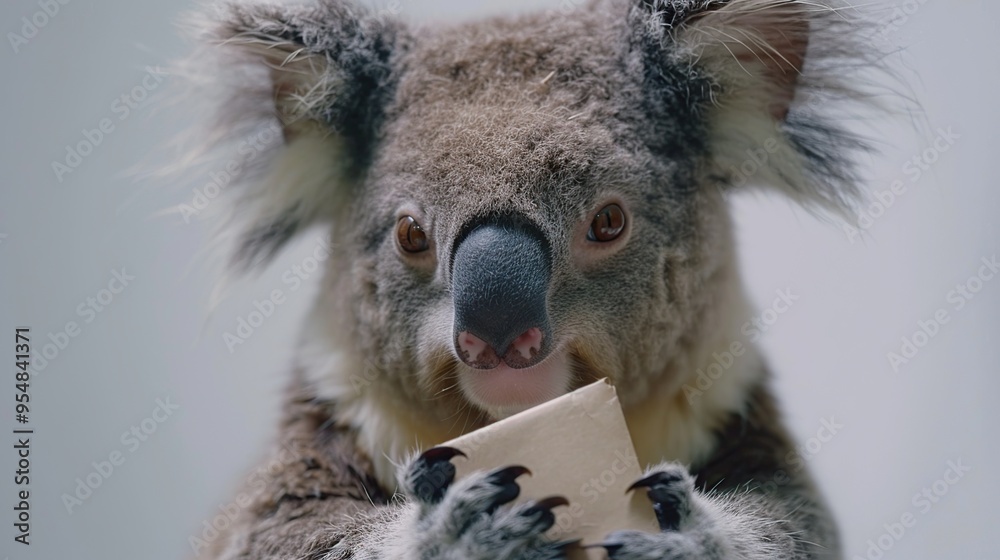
[676,0,808,121]
[641,0,883,216]
[180,1,405,270]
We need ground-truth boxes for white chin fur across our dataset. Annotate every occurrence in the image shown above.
[458,350,572,419]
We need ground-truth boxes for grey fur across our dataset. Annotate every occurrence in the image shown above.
[177,0,893,559]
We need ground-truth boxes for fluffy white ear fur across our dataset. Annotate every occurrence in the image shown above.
[683,0,809,120]
[171,4,372,272]
[671,0,886,217]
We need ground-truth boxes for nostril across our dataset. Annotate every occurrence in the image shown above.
[510,327,543,361]
[455,328,548,370]
[502,327,545,369]
[456,331,501,369]
[458,331,488,362]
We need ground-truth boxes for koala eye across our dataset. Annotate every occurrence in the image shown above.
[587,204,626,242]
[396,216,430,253]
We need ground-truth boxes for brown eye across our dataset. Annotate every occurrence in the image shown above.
[396,216,430,253]
[587,204,626,242]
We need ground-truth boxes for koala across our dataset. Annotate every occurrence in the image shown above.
[180,0,885,558]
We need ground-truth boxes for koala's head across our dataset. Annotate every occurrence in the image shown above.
[187,0,873,419]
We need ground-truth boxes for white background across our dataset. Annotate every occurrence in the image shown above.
[1,1,997,559]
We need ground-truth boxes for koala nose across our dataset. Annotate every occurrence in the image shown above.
[451,221,552,369]
[457,327,545,369]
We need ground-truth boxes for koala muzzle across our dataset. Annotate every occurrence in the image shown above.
[452,221,552,370]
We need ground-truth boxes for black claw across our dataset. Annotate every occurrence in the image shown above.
[626,470,685,493]
[523,495,570,531]
[626,471,689,532]
[487,465,532,484]
[420,446,467,462]
[480,465,530,514]
[487,481,522,513]
[531,495,570,511]
[410,446,466,504]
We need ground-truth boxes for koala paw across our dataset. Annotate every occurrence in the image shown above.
[401,446,576,560]
[596,463,722,560]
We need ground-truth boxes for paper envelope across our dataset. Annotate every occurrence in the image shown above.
[444,379,659,559]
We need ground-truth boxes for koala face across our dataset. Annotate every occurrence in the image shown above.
[190,0,868,420]
[340,10,733,418]
[357,114,702,417]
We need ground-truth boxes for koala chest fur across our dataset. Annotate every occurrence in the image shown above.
[183,1,884,558]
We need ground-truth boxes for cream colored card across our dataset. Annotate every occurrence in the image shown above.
[444,379,659,558]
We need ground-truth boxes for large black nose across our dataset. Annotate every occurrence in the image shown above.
[451,221,552,369]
